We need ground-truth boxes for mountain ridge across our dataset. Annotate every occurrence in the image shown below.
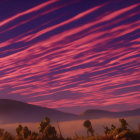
[80,108,140,119]
[0,99,77,123]
[0,99,139,124]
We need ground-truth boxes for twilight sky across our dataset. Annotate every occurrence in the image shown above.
[0,0,140,114]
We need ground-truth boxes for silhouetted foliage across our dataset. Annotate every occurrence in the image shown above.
[103,118,140,140]
[15,125,32,140]
[39,117,58,140]
[0,117,139,140]
[104,126,111,135]
[16,125,22,137]
[39,117,50,133]
[119,118,128,130]
[0,129,14,140]
[83,120,94,137]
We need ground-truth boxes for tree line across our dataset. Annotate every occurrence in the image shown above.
[0,117,139,140]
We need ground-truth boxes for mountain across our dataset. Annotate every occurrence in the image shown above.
[0,99,139,124]
[0,99,77,124]
[80,109,140,119]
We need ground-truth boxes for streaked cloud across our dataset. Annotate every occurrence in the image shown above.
[0,0,139,113]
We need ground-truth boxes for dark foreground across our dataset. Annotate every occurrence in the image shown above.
[0,117,139,140]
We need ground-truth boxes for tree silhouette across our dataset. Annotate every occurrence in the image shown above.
[0,128,14,140]
[16,125,23,137]
[83,120,94,136]
[28,132,40,140]
[0,129,4,137]
[2,131,14,140]
[16,125,31,140]
[39,117,50,133]
[22,126,31,139]
[104,126,111,135]
[0,117,139,140]
[111,124,116,131]
[39,117,57,140]
[119,118,128,130]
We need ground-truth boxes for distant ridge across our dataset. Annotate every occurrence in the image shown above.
[80,108,140,119]
[0,99,77,124]
[0,99,139,124]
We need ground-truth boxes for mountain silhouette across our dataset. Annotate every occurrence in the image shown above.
[80,109,140,119]
[0,99,77,123]
[0,99,139,124]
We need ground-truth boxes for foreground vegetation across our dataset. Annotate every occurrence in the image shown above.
[0,117,139,140]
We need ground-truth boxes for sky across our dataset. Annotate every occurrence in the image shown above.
[0,0,140,114]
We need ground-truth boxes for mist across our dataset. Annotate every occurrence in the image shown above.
[0,116,139,137]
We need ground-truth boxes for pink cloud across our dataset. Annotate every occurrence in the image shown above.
[0,0,57,27]
[0,0,139,112]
